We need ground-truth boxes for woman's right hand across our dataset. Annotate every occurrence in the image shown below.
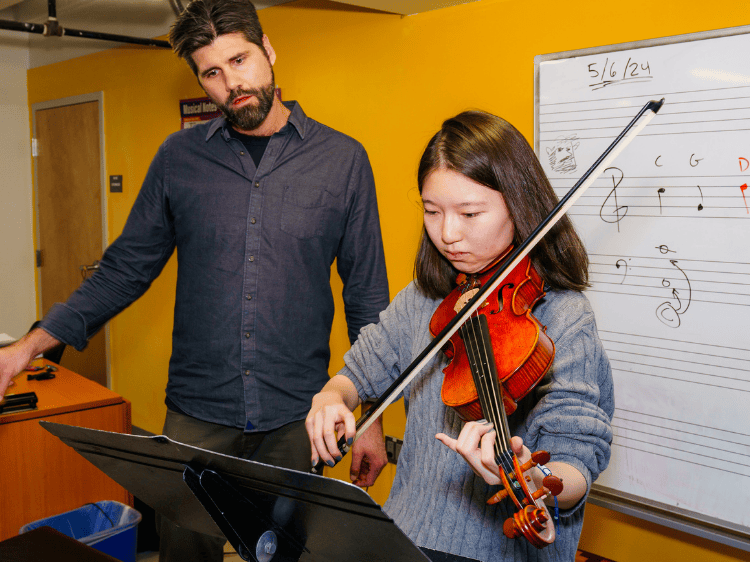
[305,375,360,468]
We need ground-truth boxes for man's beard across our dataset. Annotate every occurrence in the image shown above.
[218,80,276,132]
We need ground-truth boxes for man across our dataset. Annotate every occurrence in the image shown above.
[0,1,390,560]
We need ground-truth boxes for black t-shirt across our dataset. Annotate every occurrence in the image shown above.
[228,128,271,167]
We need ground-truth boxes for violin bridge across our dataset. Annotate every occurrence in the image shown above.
[453,288,480,312]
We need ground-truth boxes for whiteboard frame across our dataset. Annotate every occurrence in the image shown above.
[533,24,750,552]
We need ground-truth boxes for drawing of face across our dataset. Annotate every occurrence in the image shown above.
[547,136,580,174]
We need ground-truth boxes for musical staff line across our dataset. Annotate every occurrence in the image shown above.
[610,356,748,382]
[542,105,750,125]
[540,127,750,142]
[603,340,750,366]
[544,116,750,133]
[591,259,750,276]
[552,174,750,180]
[612,442,750,479]
[593,272,749,289]
[593,281,748,300]
[611,426,750,459]
[540,96,750,118]
[606,340,750,371]
[600,330,749,355]
[589,288,750,307]
[539,84,750,109]
[615,406,750,438]
[611,365,749,391]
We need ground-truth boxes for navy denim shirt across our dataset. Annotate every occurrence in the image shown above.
[41,102,390,431]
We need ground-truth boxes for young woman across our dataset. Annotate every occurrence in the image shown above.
[305,111,614,562]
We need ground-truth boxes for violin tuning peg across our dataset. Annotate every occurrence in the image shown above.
[530,450,551,465]
[542,475,564,497]
[486,489,509,505]
[503,517,520,539]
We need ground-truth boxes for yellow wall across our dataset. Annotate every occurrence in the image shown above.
[26,0,748,560]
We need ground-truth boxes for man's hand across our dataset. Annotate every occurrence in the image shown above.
[349,407,388,488]
[0,345,33,401]
[0,328,60,400]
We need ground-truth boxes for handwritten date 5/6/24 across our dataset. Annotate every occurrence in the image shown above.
[588,57,652,90]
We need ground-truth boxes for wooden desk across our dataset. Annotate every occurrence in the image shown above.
[0,361,132,541]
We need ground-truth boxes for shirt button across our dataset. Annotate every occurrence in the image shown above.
[246,294,252,300]
[244,370,250,376]
[245,332,250,338]
[250,217,256,224]
[249,256,255,262]
[254,181,260,188]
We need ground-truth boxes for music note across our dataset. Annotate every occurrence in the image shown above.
[657,187,666,214]
[741,183,748,214]
[696,185,704,211]
[655,244,676,254]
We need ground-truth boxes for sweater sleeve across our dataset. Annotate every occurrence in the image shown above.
[339,282,433,403]
[522,291,615,512]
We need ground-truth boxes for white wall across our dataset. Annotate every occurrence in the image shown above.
[0,28,37,339]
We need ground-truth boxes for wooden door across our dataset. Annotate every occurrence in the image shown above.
[35,101,107,386]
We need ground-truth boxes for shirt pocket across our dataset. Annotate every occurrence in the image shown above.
[280,184,336,239]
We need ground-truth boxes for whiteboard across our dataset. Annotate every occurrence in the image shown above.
[535,26,750,549]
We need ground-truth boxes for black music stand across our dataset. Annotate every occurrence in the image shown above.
[40,421,478,562]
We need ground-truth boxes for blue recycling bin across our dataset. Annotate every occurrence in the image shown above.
[19,501,142,562]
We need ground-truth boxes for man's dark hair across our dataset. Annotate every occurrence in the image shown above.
[414,110,590,299]
[169,0,264,75]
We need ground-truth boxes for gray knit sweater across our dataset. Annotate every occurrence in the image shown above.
[341,282,614,562]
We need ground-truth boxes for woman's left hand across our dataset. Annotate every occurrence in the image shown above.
[436,421,531,485]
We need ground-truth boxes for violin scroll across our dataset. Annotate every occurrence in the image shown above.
[503,505,552,548]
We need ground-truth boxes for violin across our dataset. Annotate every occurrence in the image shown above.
[430,249,562,547]
[431,249,554,418]
[312,98,664,547]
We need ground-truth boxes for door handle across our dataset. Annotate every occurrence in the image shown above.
[79,260,100,280]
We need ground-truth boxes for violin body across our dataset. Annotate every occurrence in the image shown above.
[430,254,555,420]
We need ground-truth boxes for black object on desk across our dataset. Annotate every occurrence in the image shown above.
[0,391,38,415]
[41,421,479,562]
[27,365,57,380]
[0,526,120,562]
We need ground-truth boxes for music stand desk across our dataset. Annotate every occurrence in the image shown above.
[40,421,478,562]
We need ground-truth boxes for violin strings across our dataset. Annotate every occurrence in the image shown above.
[459,282,514,474]
[473,312,513,464]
